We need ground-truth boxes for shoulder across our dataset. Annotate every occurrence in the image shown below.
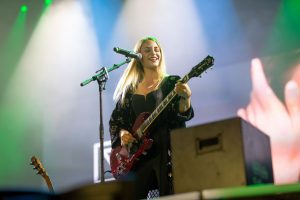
[161,75,180,91]
[114,92,133,109]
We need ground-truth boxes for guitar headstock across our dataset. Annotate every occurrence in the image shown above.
[188,55,214,79]
[30,155,54,193]
[30,155,48,178]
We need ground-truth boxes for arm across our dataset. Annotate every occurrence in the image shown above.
[109,98,133,148]
[165,76,194,127]
[176,82,192,113]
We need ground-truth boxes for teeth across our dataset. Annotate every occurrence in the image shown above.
[149,57,158,61]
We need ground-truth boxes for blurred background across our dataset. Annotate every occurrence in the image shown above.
[0,0,299,193]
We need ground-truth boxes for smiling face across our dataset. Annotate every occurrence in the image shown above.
[139,40,161,70]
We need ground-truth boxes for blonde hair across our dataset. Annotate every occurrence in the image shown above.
[113,36,167,104]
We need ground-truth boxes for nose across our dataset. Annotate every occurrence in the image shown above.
[150,48,156,55]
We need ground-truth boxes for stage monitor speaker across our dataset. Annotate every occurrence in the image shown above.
[171,117,274,194]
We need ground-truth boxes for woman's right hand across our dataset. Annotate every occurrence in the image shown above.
[120,129,136,146]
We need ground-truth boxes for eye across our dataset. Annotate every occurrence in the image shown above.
[143,47,151,53]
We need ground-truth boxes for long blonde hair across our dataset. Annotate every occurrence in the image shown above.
[113,36,167,104]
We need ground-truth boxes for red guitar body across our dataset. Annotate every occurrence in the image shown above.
[110,112,153,179]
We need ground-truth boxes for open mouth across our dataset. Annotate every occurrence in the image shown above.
[149,57,159,62]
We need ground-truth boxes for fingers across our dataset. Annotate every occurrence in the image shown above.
[237,94,257,123]
[237,108,247,120]
[285,81,300,114]
[250,58,280,110]
[242,92,258,127]
[120,130,136,146]
[251,58,270,92]
[285,80,300,132]
[175,82,192,99]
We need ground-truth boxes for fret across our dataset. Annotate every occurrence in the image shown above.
[136,129,143,138]
[137,88,178,135]
[140,89,178,133]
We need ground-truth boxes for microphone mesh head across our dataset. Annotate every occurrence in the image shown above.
[136,53,142,60]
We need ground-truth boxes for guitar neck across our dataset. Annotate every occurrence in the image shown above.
[136,75,190,137]
[44,175,54,193]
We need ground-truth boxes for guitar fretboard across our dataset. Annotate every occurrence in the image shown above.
[136,75,189,138]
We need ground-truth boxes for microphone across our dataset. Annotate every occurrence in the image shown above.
[113,47,142,60]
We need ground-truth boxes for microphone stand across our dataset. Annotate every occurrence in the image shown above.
[80,58,132,183]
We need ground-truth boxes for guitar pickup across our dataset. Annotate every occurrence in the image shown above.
[116,153,121,160]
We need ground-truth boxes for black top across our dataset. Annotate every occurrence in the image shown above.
[132,90,158,117]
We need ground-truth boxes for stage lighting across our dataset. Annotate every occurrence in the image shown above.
[45,0,52,6]
[20,5,28,13]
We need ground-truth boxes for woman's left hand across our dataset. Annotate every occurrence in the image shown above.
[175,82,192,99]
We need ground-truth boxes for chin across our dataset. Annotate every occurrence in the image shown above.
[152,64,159,69]
[148,63,159,68]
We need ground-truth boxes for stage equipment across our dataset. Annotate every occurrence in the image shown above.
[171,117,274,193]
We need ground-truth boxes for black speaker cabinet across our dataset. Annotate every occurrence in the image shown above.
[171,117,274,193]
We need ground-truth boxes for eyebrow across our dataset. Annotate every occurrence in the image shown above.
[143,46,159,49]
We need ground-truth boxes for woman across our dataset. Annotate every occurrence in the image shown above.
[109,36,194,199]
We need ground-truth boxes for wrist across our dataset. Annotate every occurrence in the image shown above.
[179,97,191,113]
[180,96,191,101]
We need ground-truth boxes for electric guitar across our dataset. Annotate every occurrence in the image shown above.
[30,155,54,193]
[110,55,214,179]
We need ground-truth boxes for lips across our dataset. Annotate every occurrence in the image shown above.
[149,57,159,62]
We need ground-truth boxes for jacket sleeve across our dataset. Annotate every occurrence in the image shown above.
[109,97,132,148]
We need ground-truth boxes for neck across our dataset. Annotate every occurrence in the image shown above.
[143,68,160,83]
